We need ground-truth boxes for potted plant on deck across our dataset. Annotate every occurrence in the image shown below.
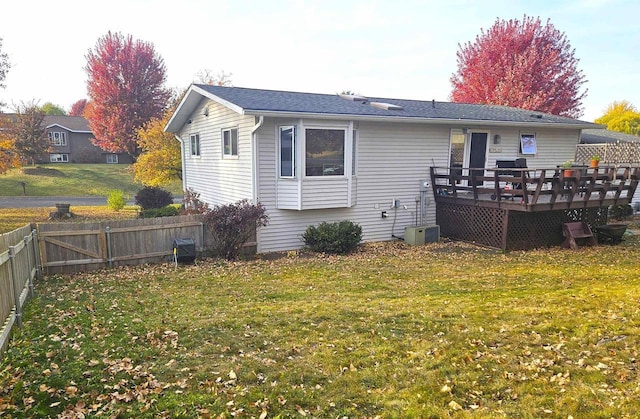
[590,155,601,168]
[562,160,575,177]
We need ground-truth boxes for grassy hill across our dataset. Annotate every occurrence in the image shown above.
[0,164,182,197]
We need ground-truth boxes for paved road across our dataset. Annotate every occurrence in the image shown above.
[0,196,112,208]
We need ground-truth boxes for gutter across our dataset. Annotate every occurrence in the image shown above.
[250,116,264,203]
[240,109,601,130]
[174,134,187,195]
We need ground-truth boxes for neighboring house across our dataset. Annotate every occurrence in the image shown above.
[166,84,601,253]
[580,128,639,144]
[41,115,133,164]
[578,128,640,211]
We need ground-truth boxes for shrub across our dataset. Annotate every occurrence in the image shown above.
[302,220,362,254]
[106,189,126,212]
[180,188,210,215]
[203,199,269,260]
[135,186,173,210]
[139,205,180,218]
[609,204,633,220]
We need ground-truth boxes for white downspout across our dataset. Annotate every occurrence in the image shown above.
[174,134,186,196]
[250,116,264,203]
[250,116,264,253]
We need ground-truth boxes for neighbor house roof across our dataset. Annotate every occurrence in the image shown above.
[166,84,603,132]
[43,115,91,133]
[580,128,639,144]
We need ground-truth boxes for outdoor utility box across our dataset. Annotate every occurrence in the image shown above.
[173,238,196,263]
[404,225,440,245]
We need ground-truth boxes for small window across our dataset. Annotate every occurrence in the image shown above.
[106,154,118,164]
[222,128,238,157]
[48,131,67,146]
[520,133,537,155]
[49,153,69,162]
[279,126,295,177]
[190,134,200,157]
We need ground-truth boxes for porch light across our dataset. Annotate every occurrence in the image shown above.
[494,134,501,144]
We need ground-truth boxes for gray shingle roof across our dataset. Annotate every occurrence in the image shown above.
[43,115,91,132]
[580,128,639,144]
[194,84,596,126]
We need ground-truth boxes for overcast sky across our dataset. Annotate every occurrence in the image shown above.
[1,0,638,122]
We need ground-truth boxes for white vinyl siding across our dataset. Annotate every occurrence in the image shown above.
[178,101,583,253]
[257,121,583,253]
[180,100,254,206]
[257,120,450,252]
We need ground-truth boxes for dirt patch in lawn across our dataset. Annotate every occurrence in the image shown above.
[21,167,66,177]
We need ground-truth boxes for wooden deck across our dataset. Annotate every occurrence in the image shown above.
[429,165,639,250]
[430,166,640,212]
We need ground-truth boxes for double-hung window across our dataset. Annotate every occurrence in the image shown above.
[222,128,238,157]
[190,134,200,157]
[48,131,67,146]
[279,126,295,177]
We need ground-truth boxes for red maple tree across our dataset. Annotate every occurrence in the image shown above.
[450,16,587,119]
[85,32,170,158]
[69,99,88,116]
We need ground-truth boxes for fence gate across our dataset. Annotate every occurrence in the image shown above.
[38,216,207,274]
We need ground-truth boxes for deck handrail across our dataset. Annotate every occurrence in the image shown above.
[429,165,640,211]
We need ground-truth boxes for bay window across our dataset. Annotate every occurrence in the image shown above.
[279,126,295,177]
[305,128,345,176]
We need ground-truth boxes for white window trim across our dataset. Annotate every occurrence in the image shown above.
[222,127,239,158]
[519,132,537,155]
[49,153,69,162]
[48,131,67,146]
[189,133,201,157]
[303,125,349,179]
[106,154,118,164]
[278,125,296,178]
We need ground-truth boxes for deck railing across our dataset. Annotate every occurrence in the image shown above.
[429,165,640,212]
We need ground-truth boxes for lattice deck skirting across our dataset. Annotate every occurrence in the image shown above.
[436,202,609,251]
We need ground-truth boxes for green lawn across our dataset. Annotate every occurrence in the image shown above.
[2,239,640,417]
[0,164,182,197]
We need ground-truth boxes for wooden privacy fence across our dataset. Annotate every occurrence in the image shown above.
[0,224,41,353]
[38,215,210,275]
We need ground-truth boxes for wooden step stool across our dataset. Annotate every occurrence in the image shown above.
[562,222,597,250]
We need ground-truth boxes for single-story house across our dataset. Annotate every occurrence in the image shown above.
[166,84,603,253]
[578,128,640,211]
[580,128,639,144]
[42,115,133,164]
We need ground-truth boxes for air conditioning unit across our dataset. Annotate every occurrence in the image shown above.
[404,225,440,245]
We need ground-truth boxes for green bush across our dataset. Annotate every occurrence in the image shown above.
[203,199,268,260]
[302,220,362,254]
[106,189,127,212]
[135,186,173,210]
[139,205,180,218]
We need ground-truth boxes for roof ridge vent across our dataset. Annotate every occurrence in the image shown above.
[370,101,404,111]
[339,93,368,101]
